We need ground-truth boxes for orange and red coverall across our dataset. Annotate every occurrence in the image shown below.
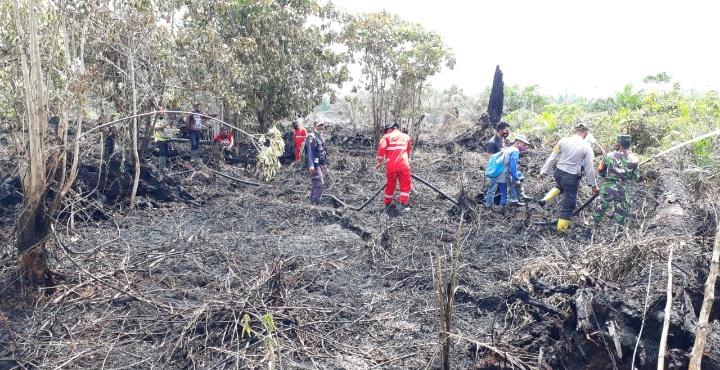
[377,129,412,205]
[294,126,308,161]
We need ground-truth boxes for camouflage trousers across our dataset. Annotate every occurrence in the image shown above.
[588,181,631,229]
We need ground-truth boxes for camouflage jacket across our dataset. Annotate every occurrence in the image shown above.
[598,150,639,182]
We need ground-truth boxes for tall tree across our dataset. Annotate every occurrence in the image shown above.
[180,0,348,132]
[9,0,61,288]
[343,11,454,141]
[4,0,179,287]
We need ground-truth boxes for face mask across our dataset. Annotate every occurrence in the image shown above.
[502,132,509,138]
[518,144,526,152]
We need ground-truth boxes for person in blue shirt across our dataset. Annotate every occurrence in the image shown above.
[496,135,531,212]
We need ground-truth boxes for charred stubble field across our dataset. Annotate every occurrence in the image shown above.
[1,124,719,369]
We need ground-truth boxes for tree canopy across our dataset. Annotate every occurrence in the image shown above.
[181,0,349,132]
[342,11,455,140]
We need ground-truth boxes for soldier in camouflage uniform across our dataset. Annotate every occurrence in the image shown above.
[586,135,639,231]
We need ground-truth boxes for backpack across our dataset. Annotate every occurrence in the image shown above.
[485,149,506,178]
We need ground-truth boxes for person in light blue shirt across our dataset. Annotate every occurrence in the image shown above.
[496,135,531,211]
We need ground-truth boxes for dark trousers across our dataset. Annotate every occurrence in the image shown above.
[553,168,581,220]
[189,131,201,150]
[157,140,169,156]
[310,165,324,203]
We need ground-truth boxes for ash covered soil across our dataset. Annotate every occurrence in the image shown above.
[1,123,719,369]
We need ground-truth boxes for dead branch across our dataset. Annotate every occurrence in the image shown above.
[631,260,652,370]
[640,128,720,166]
[514,286,565,316]
[207,168,260,186]
[657,246,673,369]
[0,310,18,353]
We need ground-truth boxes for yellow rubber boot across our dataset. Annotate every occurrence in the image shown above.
[543,187,561,202]
[538,187,561,207]
[557,218,571,232]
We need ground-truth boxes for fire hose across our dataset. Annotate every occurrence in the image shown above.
[325,173,460,211]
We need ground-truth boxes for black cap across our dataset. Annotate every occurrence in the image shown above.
[292,121,299,128]
[617,134,632,148]
[384,122,398,130]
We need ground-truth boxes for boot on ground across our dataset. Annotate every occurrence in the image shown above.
[556,218,571,232]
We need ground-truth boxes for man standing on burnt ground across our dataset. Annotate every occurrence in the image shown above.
[185,101,218,163]
[537,122,599,232]
[584,134,639,236]
[376,122,412,213]
[292,120,307,162]
[306,120,328,204]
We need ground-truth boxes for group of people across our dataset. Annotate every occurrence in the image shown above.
[156,103,639,234]
[296,117,640,235]
[484,120,639,235]
[296,120,413,211]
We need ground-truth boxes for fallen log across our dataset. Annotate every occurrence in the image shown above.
[562,160,708,369]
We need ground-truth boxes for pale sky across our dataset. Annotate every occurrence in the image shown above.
[331,0,720,98]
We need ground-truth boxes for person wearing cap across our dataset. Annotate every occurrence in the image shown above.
[585,134,638,232]
[213,126,234,159]
[306,120,328,204]
[185,101,217,163]
[495,135,531,212]
[538,122,600,232]
[292,121,308,162]
[376,122,412,211]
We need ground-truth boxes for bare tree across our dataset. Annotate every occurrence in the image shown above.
[13,0,56,288]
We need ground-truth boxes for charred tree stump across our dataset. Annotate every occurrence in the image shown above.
[78,157,193,205]
[487,65,504,126]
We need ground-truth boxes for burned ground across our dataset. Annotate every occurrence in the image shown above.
[1,123,719,369]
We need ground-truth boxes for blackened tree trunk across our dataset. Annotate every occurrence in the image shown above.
[487,65,504,126]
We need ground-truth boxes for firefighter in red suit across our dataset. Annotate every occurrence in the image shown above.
[375,122,412,210]
[292,121,307,162]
